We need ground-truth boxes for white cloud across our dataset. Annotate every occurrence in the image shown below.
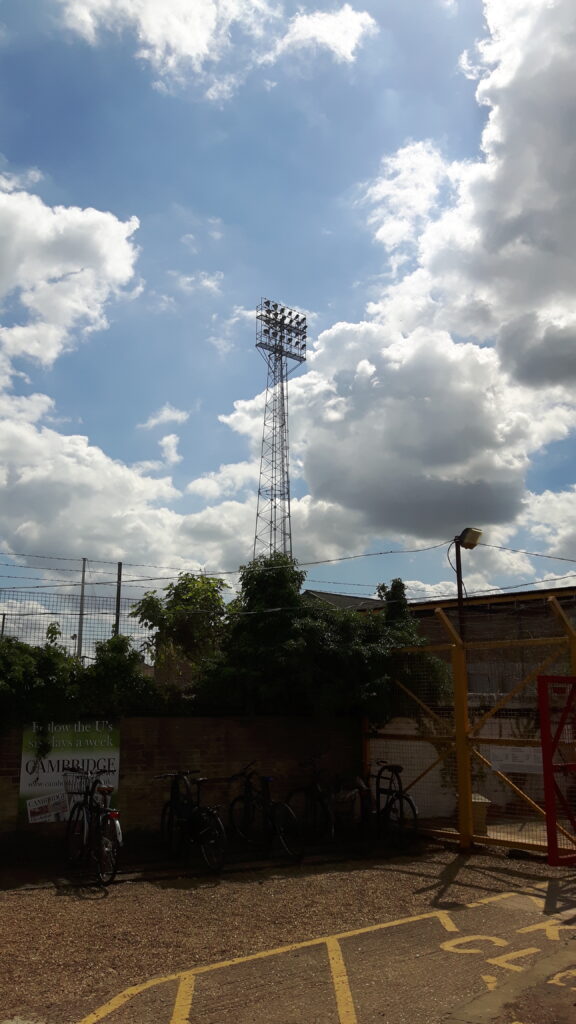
[208,304,254,355]
[217,0,576,559]
[361,140,450,271]
[268,4,378,65]
[5,0,576,589]
[0,165,43,192]
[180,232,198,252]
[187,460,259,500]
[0,184,139,367]
[139,402,190,430]
[55,1,378,96]
[159,433,182,464]
[173,270,223,294]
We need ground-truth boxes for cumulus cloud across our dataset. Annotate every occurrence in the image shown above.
[5,0,576,587]
[268,4,378,65]
[0,184,139,367]
[188,460,260,500]
[139,402,189,430]
[159,433,182,464]
[55,0,378,95]
[218,0,576,559]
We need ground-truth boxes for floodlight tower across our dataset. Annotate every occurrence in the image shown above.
[253,298,307,558]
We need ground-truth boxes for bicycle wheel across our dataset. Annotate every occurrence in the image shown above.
[287,789,334,844]
[271,802,304,861]
[229,795,258,844]
[65,802,85,865]
[381,794,418,848]
[161,800,181,854]
[94,813,120,885]
[198,809,227,871]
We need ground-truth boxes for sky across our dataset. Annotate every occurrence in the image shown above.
[1,0,576,605]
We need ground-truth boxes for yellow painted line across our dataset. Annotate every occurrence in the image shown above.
[486,947,541,972]
[75,977,181,1024]
[326,938,358,1024]
[481,974,498,992]
[466,893,520,907]
[466,891,545,909]
[441,935,508,955]
[75,911,457,1024]
[548,968,576,988]
[170,972,196,1024]
[517,919,574,941]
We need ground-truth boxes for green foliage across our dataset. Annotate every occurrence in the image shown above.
[0,567,450,730]
[80,634,162,716]
[0,627,164,750]
[198,563,448,720]
[130,573,229,683]
[0,625,82,754]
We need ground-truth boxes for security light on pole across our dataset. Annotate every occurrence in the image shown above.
[454,527,483,638]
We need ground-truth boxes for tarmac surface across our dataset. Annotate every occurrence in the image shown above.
[1,842,575,1024]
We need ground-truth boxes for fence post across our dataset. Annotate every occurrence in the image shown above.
[76,557,87,660]
[547,596,576,673]
[453,642,474,850]
[114,562,122,636]
[435,608,473,850]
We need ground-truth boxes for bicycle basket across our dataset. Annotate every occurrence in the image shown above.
[63,771,90,796]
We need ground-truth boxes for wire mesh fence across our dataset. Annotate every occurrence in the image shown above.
[366,591,576,859]
[0,591,151,662]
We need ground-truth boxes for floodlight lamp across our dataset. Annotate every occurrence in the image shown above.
[457,527,482,550]
[273,303,278,310]
[264,299,270,307]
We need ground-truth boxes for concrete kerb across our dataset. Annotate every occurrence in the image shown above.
[444,938,576,1024]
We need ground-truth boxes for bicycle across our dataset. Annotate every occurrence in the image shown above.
[64,767,122,885]
[156,770,227,871]
[229,762,303,861]
[372,760,418,846]
[286,758,335,845]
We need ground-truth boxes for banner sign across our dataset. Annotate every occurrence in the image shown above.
[19,720,120,823]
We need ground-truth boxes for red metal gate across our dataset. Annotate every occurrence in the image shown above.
[538,675,576,865]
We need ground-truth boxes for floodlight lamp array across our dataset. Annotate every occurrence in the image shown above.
[256,298,307,364]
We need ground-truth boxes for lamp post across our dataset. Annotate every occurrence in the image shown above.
[451,526,482,851]
[454,527,482,640]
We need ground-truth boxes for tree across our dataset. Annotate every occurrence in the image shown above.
[130,573,229,689]
[79,634,162,716]
[0,624,82,756]
[202,559,434,717]
[377,577,451,721]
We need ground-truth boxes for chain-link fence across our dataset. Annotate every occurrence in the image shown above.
[366,591,576,860]
[0,590,151,661]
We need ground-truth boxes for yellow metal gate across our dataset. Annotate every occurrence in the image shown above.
[366,592,576,857]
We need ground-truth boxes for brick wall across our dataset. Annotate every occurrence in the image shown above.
[0,716,361,834]
[0,727,21,832]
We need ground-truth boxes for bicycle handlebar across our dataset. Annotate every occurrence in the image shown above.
[228,760,257,781]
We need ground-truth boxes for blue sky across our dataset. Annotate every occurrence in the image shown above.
[1,0,576,603]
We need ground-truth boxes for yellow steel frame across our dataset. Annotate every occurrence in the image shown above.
[368,593,576,853]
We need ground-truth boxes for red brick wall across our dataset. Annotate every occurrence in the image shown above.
[0,716,361,833]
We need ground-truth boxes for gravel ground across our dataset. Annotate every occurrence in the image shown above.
[0,844,574,1024]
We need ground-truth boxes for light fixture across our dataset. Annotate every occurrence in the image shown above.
[457,527,482,550]
[453,526,483,639]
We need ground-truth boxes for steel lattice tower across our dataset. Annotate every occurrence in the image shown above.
[253,298,307,558]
